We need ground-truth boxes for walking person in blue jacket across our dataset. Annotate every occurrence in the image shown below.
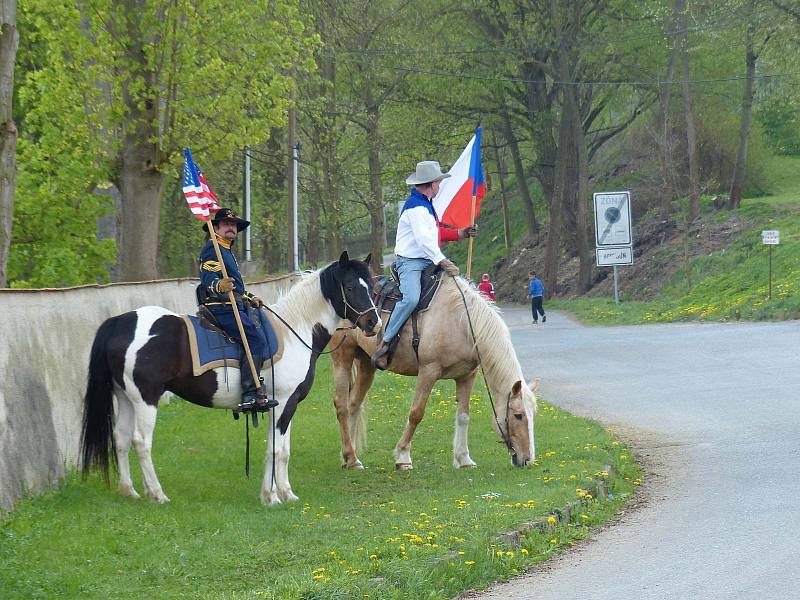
[527,271,546,324]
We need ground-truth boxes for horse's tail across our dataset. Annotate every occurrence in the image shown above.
[350,362,368,452]
[81,316,120,484]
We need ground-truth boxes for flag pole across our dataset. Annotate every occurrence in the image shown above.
[466,194,477,280]
[206,219,262,394]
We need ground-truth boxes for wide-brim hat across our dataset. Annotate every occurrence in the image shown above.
[202,207,250,232]
[405,160,452,185]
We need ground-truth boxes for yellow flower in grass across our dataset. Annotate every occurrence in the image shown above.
[521,548,529,556]
[547,516,557,525]
[464,560,476,566]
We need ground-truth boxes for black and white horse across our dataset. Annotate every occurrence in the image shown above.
[81,252,380,505]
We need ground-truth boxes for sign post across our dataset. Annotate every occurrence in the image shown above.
[761,230,779,299]
[594,192,633,305]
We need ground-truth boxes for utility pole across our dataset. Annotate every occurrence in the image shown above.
[243,146,251,262]
[287,107,297,272]
[292,142,300,271]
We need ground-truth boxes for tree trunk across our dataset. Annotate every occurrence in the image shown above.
[544,89,571,299]
[117,137,164,281]
[500,110,539,237]
[306,197,321,266]
[658,0,681,216]
[0,0,17,287]
[568,86,592,293]
[490,129,512,249]
[365,106,384,272]
[681,41,700,222]
[729,18,756,210]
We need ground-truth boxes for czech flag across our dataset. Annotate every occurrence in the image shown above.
[433,127,485,228]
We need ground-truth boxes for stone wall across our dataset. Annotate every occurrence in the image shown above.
[0,276,296,512]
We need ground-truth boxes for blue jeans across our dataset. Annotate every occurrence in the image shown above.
[383,256,433,343]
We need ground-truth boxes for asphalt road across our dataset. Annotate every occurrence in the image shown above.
[473,307,800,600]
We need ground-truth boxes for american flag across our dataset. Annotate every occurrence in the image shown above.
[182,147,220,220]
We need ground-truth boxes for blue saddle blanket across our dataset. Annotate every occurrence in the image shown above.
[181,311,283,376]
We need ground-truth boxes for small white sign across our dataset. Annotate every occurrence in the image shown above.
[596,246,633,266]
[594,191,632,247]
[761,230,779,245]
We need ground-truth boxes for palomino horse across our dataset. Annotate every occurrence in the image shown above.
[330,274,536,471]
[81,252,380,505]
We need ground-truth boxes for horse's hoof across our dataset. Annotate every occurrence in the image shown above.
[279,489,300,503]
[454,456,478,469]
[261,491,281,505]
[395,463,413,471]
[119,484,140,499]
[343,459,364,470]
[149,491,170,504]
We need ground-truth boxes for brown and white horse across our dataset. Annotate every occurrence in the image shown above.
[330,275,536,471]
[81,252,380,505]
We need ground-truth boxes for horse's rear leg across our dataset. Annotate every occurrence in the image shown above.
[114,392,140,498]
[453,371,478,468]
[132,403,169,503]
[122,378,170,504]
[394,366,440,470]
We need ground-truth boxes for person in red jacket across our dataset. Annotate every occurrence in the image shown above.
[478,273,496,301]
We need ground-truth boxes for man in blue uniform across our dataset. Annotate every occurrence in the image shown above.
[200,208,278,411]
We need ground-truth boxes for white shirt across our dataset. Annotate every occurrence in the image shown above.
[394,196,445,264]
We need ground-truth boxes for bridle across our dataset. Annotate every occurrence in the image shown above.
[261,280,379,356]
[339,281,380,331]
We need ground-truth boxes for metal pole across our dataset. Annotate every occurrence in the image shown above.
[292,143,300,272]
[613,265,619,305]
[244,146,251,262]
[768,245,772,300]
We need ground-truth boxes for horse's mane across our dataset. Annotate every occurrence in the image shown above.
[270,270,330,328]
[438,277,532,404]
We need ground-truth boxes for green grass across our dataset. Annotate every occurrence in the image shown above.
[1,360,638,599]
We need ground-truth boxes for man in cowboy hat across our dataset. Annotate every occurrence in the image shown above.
[372,160,477,370]
[200,208,278,411]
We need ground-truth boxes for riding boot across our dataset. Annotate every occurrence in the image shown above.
[239,357,278,411]
[371,335,400,371]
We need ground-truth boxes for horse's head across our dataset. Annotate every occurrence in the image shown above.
[492,379,537,467]
[321,251,381,336]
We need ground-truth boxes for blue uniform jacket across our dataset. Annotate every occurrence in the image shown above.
[199,237,249,306]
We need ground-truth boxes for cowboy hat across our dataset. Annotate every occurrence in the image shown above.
[405,161,452,185]
[202,207,250,232]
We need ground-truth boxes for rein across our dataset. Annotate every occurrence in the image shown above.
[451,276,515,453]
[261,282,378,355]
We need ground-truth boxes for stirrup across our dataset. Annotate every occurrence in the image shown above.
[371,340,394,371]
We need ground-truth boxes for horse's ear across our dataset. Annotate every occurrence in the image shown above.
[339,251,350,268]
[528,378,540,394]
[511,380,522,396]
[364,253,372,265]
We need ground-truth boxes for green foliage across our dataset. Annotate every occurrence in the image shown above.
[0,362,638,598]
[9,1,116,287]
[757,99,800,156]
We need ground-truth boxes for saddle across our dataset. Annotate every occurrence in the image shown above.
[182,285,283,376]
[373,263,444,360]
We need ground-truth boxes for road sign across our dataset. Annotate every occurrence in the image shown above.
[594,191,632,247]
[761,230,779,245]
[596,245,633,266]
